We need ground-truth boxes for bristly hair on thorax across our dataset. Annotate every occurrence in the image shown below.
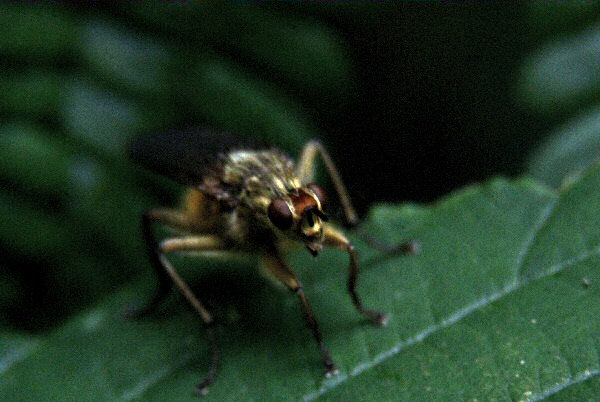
[221,149,299,200]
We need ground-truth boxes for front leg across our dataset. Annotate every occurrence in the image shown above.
[260,253,338,377]
[323,225,389,326]
[296,140,358,226]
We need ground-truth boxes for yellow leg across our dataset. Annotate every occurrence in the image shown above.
[132,208,201,318]
[158,235,226,323]
[136,225,227,395]
[158,235,228,395]
[127,209,191,318]
[261,254,338,377]
[323,225,389,326]
[297,141,419,255]
[146,208,194,230]
[296,140,359,226]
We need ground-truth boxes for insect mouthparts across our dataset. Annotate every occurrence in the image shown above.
[305,206,328,226]
[306,207,315,227]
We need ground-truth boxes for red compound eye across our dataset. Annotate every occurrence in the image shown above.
[268,198,293,230]
[307,183,327,207]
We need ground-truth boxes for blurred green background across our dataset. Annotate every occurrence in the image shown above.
[1,3,599,332]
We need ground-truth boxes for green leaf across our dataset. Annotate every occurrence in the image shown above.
[0,6,79,62]
[527,106,600,188]
[0,71,63,120]
[1,166,598,400]
[61,79,157,155]
[79,20,175,99]
[516,22,600,115]
[124,4,352,98]
[0,123,74,199]
[527,2,600,39]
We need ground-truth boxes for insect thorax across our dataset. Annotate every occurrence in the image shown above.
[221,149,298,220]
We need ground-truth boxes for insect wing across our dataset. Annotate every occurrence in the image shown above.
[128,127,268,186]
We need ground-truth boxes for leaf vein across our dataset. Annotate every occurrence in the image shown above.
[530,368,600,401]
[513,198,559,279]
[0,341,39,376]
[118,351,202,401]
[303,246,600,401]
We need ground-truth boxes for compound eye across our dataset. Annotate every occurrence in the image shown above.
[307,183,327,207]
[268,198,293,230]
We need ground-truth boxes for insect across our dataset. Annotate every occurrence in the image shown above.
[128,128,397,394]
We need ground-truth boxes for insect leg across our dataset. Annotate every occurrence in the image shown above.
[323,225,389,326]
[157,234,228,395]
[297,141,420,254]
[296,140,358,226]
[128,209,194,318]
[356,228,421,255]
[261,254,338,377]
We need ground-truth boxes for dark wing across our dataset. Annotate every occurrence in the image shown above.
[128,127,269,186]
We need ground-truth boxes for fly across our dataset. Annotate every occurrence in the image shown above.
[127,127,412,395]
